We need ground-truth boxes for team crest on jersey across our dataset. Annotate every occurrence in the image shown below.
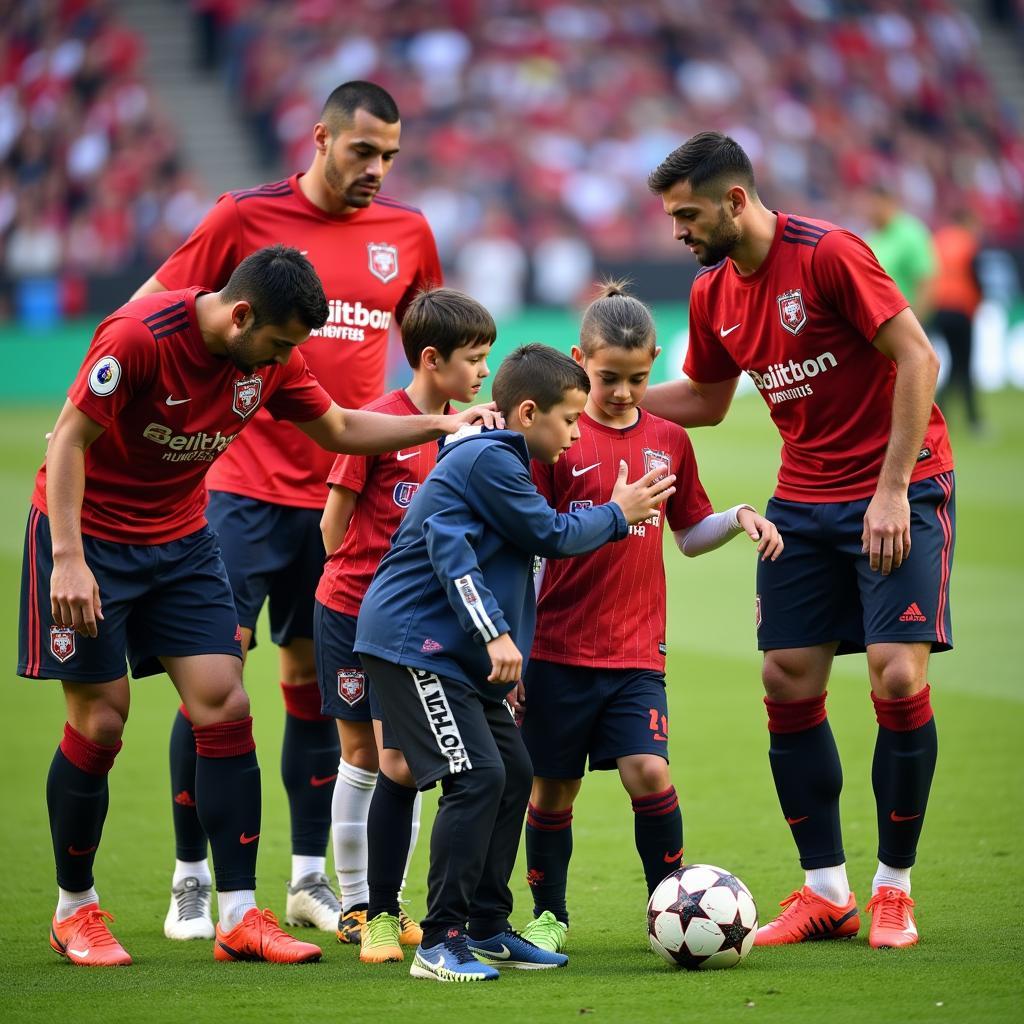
[231,376,262,419]
[337,669,366,706]
[50,626,77,663]
[393,481,420,508]
[87,355,122,396]
[367,242,399,283]
[777,288,807,335]
[643,448,671,480]
[569,500,593,513]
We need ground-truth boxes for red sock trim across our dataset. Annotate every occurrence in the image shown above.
[178,703,191,722]
[526,803,573,831]
[281,681,329,722]
[632,786,679,817]
[193,716,256,758]
[872,684,934,732]
[60,722,121,776]
[764,693,828,734]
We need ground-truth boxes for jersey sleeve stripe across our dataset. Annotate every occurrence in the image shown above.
[786,217,828,236]
[151,319,191,340]
[142,301,187,326]
[372,195,423,215]
[781,235,819,248]
[453,574,500,641]
[229,181,291,201]
[783,226,828,243]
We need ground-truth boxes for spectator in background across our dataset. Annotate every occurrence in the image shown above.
[932,209,985,432]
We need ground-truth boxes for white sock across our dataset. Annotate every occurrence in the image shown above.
[872,861,912,895]
[56,886,99,922]
[804,864,851,905]
[331,758,377,909]
[399,791,423,900]
[217,889,257,930]
[173,858,211,886]
[291,854,326,886]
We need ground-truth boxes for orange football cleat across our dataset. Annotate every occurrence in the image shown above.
[754,886,860,945]
[867,886,918,949]
[50,903,132,966]
[214,907,322,963]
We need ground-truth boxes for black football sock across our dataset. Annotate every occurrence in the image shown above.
[367,772,418,920]
[169,704,207,862]
[193,717,260,891]
[280,682,339,857]
[48,724,121,892]
[765,694,845,869]
[631,787,684,895]
[872,686,937,869]
[525,804,573,924]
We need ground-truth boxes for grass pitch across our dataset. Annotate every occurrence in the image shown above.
[1,393,1021,1023]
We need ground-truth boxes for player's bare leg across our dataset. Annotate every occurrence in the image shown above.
[756,642,861,945]
[618,754,684,897]
[864,642,934,948]
[278,638,342,931]
[48,678,132,966]
[166,653,321,963]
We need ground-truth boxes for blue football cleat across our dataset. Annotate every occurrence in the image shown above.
[409,930,500,982]
[467,928,569,969]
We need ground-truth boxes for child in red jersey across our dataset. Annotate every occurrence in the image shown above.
[519,282,783,952]
[313,288,496,963]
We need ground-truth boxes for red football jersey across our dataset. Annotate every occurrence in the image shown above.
[684,213,953,502]
[31,288,331,545]
[531,410,713,671]
[153,175,442,509]
[315,389,442,617]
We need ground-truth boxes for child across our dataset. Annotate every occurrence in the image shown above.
[519,282,783,953]
[313,288,495,962]
[354,343,677,982]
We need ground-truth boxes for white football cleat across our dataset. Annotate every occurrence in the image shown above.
[164,876,215,940]
[285,872,342,932]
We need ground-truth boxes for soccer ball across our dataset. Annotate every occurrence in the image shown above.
[647,864,757,969]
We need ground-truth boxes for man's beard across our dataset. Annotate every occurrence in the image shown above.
[695,208,741,266]
[324,148,374,208]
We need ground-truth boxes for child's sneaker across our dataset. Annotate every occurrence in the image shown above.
[360,912,404,963]
[410,929,500,982]
[468,927,568,969]
[520,910,568,953]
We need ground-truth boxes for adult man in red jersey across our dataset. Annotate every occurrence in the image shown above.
[644,132,955,951]
[133,81,441,940]
[19,245,487,967]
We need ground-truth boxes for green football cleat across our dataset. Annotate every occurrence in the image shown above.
[520,910,568,953]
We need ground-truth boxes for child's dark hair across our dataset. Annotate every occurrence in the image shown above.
[400,288,497,368]
[579,279,656,355]
[221,245,329,330]
[492,343,589,417]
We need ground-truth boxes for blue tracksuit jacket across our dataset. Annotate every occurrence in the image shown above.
[354,428,628,700]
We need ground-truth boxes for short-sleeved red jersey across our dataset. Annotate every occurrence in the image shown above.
[531,410,712,671]
[153,174,442,509]
[31,288,331,545]
[315,389,442,617]
[684,213,953,502]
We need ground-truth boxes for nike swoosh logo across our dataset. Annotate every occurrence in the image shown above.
[785,815,809,825]
[395,450,419,461]
[310,774,338,787]
[470,943,511,960]
[69,947,90,957]
[165,395,191,406]
[889,811,922,822]
[719,323,741,337]
[239,832,260,845]
[571,462,600,477]
[67,844,97,856]
[420,953,447,970]
[663,847,684,864]
[829,908,859,930]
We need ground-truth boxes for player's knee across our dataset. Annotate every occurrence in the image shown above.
[621,756,671,798]
[380,750,414,787]
[761,651,823,701]
[343,742,379,773]
[210,684,251,724]
[75,704,127,747]
[868,653,927,700]
[531,778,580,810]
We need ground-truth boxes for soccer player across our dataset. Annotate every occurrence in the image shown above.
[314,288,496,961]
[354,345,679,981]
[17,245,496,968]
[132,81,442,939]
[519,282,782,953]
[644,132,955,950]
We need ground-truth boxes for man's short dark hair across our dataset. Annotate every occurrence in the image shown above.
[321,81,400,134]
[647,131,756,198]
[492,344,589,418]
[400,288,497,368]
[221,245,329,331]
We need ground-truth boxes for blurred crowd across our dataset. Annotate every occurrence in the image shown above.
[2,0,1023,320]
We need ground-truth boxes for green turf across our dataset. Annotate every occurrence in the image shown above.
[1,393,1021,1023]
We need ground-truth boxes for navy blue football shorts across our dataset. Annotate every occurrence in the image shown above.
[313,602,384,722]
[206,490,325,649]
[755,471,955,655]
[520,659,671,778]
[18,508,242,682]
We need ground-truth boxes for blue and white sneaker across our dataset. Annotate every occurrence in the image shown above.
[468,928,569,969]
[410,930,500,982]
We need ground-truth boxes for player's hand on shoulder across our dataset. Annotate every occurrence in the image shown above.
[861,486,911,575]
[610,460,676,526]
[50,555,104,637]
[737,507,784,562]
[451,402,504,431]
[485,633,522,684]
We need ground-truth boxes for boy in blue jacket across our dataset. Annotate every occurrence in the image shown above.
[355,343,676,982]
